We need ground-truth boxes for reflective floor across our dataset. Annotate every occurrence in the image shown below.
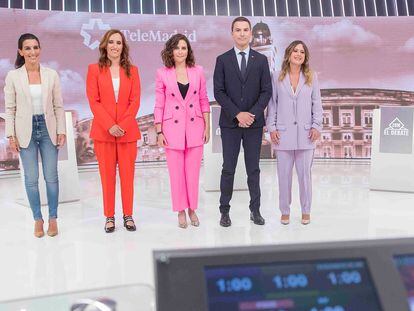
[1,161,414,302]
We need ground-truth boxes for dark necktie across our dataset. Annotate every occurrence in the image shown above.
[239,51,247,79]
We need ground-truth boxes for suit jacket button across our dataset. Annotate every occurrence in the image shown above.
[174,120,178,123]
[175,106,179,110]
[191,118,194,121]
[189,104,193,108]
[172,93,175,97]
[294,121,297,125]
[193,90,197,94]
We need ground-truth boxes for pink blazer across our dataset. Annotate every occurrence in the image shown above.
[154,65,210,150]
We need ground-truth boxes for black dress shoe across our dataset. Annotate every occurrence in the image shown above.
[105,217,115,233]
[220,213,232,227]
[123,215,136,231]
[250,211,265,225]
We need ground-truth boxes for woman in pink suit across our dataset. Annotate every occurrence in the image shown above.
[154,34,210,228]
[266,40,323,225]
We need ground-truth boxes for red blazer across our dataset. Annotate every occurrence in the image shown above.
[86,63,141,142]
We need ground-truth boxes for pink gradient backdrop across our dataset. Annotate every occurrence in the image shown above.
[0,9,413,167]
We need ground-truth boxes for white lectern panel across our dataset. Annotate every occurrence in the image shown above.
[370,107,414,192]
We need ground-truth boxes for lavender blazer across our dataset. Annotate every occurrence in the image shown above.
[266,71,323,150]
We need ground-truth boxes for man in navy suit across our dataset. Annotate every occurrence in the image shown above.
[214,16,272,227]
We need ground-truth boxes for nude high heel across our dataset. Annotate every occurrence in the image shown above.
[34,219,44,238]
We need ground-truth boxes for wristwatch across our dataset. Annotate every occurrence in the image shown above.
[157,131,163,135]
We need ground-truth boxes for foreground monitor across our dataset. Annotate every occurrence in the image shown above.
[205,258,381,311]
[394,254,414,311]
[154,238,414,311]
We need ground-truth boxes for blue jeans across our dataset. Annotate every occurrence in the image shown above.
[19,115,59,220]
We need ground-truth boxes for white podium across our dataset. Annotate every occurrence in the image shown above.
[18,111,80,205]
[203,105,247,191]
[370,107,414,192]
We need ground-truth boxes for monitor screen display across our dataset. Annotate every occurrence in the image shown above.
[205,259,382,311]
[394,254,414,311]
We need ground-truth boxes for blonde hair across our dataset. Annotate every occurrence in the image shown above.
[279,40,313,85]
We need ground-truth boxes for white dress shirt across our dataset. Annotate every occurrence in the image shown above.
[234,46,250,70]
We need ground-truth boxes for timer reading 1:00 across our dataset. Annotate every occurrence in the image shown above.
[273,274,309,289]
[215,277,253,293]
[327,270,362,285]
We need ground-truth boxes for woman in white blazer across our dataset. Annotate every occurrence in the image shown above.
[4,33,66,237]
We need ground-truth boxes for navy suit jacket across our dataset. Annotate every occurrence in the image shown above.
[213,48,272,128]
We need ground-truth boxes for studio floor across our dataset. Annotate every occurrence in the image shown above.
[1,161,414,303]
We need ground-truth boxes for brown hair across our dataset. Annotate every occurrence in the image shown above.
[231,16,251,32]
[98,29,132,77]
[279,40,313,85]
[161,34,195,68]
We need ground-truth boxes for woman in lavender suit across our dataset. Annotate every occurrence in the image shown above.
[266,40,323,225]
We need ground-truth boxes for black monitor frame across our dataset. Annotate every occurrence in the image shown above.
[154,238,414,311]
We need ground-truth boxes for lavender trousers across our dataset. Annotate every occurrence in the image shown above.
[276,149,314,215]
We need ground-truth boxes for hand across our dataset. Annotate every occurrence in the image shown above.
[203,126,210,144]
[309,128,320,142]
[270,131,280,145]
[157,133,167,147]
[236,112,255,127]
[8,136,20,152]
[57,134,66,149]
[109,125,125,137]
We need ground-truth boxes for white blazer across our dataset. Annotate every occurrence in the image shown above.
[4,65,66,148]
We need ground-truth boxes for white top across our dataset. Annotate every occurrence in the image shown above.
[29,84,43,115]
[112,78,120,102]
[234,46,250,69]
[291,84,297,96]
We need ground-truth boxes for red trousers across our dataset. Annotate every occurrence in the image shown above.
[94,141,137,217]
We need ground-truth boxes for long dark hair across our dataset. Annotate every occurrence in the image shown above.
[15,33,40,69]
[161,34,195,68]
[98,29,132,78]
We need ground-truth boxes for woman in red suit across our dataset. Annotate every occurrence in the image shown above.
[86,29,141,233]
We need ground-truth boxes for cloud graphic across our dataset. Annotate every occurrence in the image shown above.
[320,73,414,92]
[38,12,85,31]
[311,19,381,47]
[0,58,13,77]
[401,36,414,53]
[58,69,85,103]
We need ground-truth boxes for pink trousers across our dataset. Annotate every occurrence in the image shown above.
[165,146,204,212]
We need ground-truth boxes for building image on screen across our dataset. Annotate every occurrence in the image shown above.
[204,259,382,311]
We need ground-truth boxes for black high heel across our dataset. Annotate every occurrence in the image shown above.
[123,215,136,231]
[105,217,115,233]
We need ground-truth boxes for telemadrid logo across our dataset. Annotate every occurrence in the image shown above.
[80,18,197,50]
[80,19,110,50]
[384,117,409,136]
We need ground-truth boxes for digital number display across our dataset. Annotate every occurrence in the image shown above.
[394,254,414,311]
[205,259,382,311]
